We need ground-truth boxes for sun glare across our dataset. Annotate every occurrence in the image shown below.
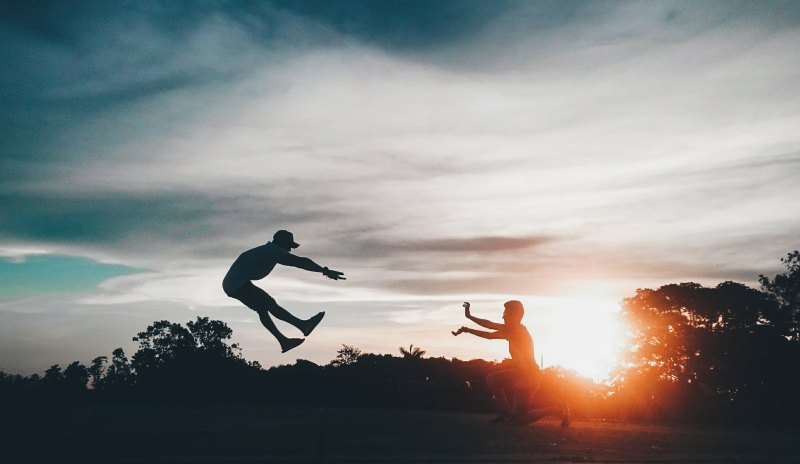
[527,297,625,382]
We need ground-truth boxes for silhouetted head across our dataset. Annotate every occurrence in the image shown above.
[503,300,524,325]
[273,229,300,251]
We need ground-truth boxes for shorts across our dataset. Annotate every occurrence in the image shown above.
[227,281,278,313]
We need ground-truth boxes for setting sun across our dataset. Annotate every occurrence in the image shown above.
[455,296,627,383]
[526,297,625,382]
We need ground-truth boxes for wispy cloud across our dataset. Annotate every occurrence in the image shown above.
[1,1,798,373]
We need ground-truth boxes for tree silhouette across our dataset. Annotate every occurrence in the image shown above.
[759,250,800,342]
[43,364,63,385]
[615,278,799,423]
[125,317,257,399]
[63,361,89,392]
[103,348,132,389]
[37,362,89,398]
[329,344,363,366]
[399,344,426,359]
[88,356,107,389]
[132,320,196,374]
[187,316,241,358]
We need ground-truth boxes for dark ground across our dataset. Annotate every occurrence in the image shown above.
[3,404,798,463]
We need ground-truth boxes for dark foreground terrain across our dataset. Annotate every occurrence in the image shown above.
[3,404,797,463]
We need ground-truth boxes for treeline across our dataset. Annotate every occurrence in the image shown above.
[0,317,264,402]
[0,316,604,416]
[2,251,798,426]
[607,251,800,425]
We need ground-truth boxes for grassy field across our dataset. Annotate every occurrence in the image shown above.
[4,403,797,463]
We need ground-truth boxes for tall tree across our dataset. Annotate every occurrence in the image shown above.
[88,356,107,389]
[759,250,800,342]
[330,345,362,366]
[63,361,89,392]
[43,365,63,385]
[399,344,426,359]
[104,348,132,388]
[187,316,241,359]
[131,321,195,374]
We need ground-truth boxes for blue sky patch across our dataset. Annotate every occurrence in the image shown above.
[0,255,142,300]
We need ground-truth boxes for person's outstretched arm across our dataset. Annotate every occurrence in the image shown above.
[462,302,503,330]
[279,254,346,280]
[452,326,505,339]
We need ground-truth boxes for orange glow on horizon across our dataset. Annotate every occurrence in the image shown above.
[526,296,626,383]
[445,296,627,383]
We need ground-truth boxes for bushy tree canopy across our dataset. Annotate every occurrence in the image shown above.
[759,250,800,341]
[613,253,800,423]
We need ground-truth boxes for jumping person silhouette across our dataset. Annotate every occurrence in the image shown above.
[453,301,569,426]
[223,230,345,353]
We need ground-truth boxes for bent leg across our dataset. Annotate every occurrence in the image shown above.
[231,283,303,350]
[513,368,544,414]
[486,370,516,416]
[237,284,325,336]
[259,291,325,337]
[513,370,569,427]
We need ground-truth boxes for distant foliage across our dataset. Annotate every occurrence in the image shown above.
[0,317,258,402]
[329,344,363,366]
[399,344,426,359]
[1,251,799,427]
[610,253,800,424]
[103,348,132,390]
[88,356,107,388]
[759,250,800,342]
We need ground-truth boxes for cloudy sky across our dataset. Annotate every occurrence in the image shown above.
[2,0,799,380]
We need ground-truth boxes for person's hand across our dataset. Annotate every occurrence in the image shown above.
[451,327,467,336]
[323,267,346,280]
[463,301,471,318]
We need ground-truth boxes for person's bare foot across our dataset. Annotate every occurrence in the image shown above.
[281,338,305,353]
[301,311,325,337]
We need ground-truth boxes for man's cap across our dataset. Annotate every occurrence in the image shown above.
[273,229,300,248]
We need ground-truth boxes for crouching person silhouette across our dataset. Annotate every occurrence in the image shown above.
[223,230,345,353]
[452,301,569,426]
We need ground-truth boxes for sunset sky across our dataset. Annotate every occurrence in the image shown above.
[2,1,799,381]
